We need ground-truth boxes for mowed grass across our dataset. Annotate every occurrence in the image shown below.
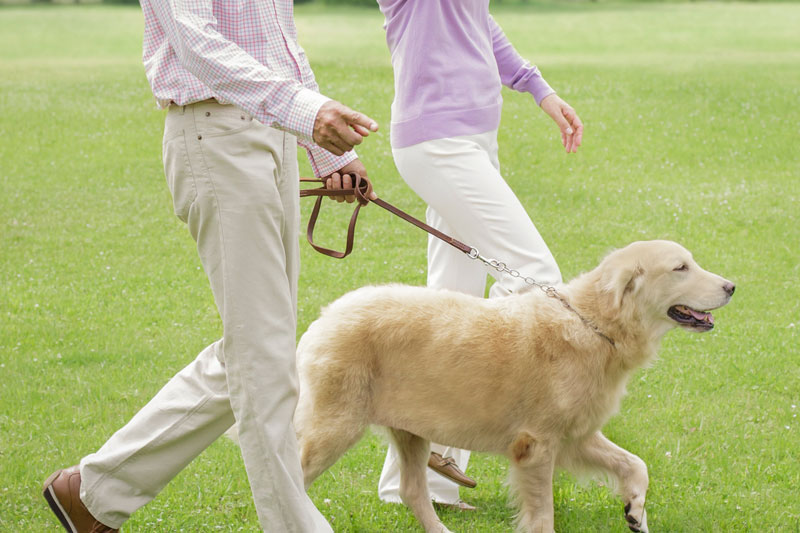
[1,3,799,531]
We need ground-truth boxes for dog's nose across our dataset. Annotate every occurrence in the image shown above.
[723,282,735,296]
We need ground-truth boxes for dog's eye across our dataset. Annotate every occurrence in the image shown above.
[673,264,688,272]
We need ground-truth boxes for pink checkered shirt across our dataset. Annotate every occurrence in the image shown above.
[140,0,356,177]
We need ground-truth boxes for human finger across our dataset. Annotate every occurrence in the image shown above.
[325,172,346,203]
[564,108,583,153]
[325,172,339,185]
[329,131,356,155]
[322,122,359,153]
[548,108,572,150]
[352,123,372,137]
[565,125,575,153]
[324,172,340,193]
[319,140,344,157]
[335,122,364,149]
[563,124,573,152]
[345,107,379,133]
[342,172,355,203]
[333,173,346,203]
[570,115,584,151]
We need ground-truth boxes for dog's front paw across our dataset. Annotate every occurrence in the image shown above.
[624,502,648,532]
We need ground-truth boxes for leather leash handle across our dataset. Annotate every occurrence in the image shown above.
[300,174,472,259]
[299,174,372,259]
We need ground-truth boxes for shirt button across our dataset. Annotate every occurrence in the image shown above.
[197,135,202,140]
[205,111,211,117]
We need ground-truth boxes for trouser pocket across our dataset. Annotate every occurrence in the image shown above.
[162,127,197,223]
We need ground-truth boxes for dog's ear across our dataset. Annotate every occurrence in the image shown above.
[600,262,644,316]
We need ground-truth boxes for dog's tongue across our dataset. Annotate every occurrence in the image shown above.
[688,308,714,324]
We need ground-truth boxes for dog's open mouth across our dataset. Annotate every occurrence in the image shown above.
[668,305,715,331]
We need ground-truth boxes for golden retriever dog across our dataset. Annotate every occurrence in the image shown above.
[295,240,734,532]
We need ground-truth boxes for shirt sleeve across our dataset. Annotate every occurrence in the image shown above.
[147,0,326,144]
[488,15,555,106]
[291,42,359,177]
[303,141,359,179]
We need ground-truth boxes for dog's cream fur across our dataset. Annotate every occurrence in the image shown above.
[295,240,734,532]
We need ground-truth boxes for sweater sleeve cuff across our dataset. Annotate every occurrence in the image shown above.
[530,79,556,106]
[280,87,330,143]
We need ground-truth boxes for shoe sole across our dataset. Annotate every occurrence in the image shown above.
[42,470,78,533]
[427,466,477,488]
[433,500,477,511]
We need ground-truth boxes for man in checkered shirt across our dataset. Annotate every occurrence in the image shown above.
[42,2,378,532]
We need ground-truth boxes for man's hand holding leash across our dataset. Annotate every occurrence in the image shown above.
[313,100,379,204]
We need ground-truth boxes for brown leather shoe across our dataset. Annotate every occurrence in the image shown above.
[42,466,118,533]
[427,452,477,488]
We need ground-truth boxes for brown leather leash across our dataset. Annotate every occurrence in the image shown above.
[299,174,615,347]
[300,174,472,259]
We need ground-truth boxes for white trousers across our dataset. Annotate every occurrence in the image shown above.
[377,130,561,504]
[80,101,332,532]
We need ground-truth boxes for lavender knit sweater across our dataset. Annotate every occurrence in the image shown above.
[378,0,555,148]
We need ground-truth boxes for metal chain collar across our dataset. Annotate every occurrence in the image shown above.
[468,248,616,347]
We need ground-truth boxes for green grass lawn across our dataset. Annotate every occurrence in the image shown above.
[1,2,799,531]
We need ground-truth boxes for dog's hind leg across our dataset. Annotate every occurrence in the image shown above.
[558,431,649,533]
[389,428,453,533]
[296,399,368,489]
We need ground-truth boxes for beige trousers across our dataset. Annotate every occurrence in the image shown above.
[378,130,561,504]
[80,101,332,532]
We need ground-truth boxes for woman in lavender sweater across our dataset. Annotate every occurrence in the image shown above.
[375,0,584,509]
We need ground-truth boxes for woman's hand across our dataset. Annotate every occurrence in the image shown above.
[540,94,583,153]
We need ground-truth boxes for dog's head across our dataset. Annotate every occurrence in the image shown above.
[594,240,734,338]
